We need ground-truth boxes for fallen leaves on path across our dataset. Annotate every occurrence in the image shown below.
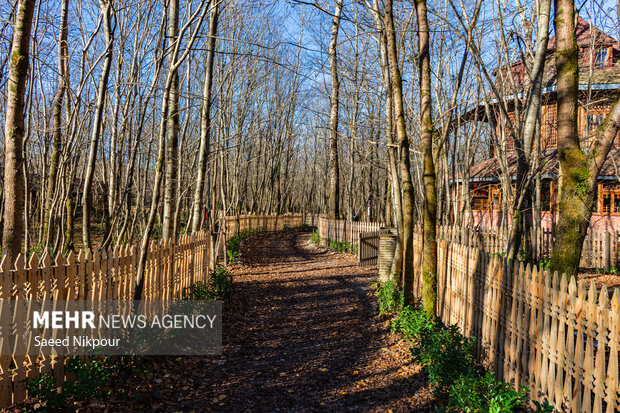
[80,232,435,412]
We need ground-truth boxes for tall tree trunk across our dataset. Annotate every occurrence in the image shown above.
[2,0,35,264]
[371,0,403,281]
[385,0,416,306]
[43,0,69,248]
[506,0,552,261]
[414,0,437,317]
[191,2,219,234]
[162,0,180,240]
[82,0,113,250]
[328,0,343,219]
[549,0,620,276]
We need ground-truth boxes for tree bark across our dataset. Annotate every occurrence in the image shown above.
[549,0,620,276]
[328,0,343,219]
[2,0,35,265]
[43,0,69,248]
[191,2,219,234]
[414,0,437,317]
[506,0,552,261]
[385,0,416,306]
[371,0,403,281]
[82,0,113,250]
[162,0,180,240]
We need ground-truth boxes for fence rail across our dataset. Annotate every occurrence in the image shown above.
[413,239,620,413]
[317,217,382,248]
[439,225,620,271]
[0,213,310,408]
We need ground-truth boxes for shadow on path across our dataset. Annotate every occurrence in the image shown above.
[104,232,433,412]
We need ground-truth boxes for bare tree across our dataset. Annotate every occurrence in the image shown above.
[384,0,416,306]
[328,0,343,219]
[82,0,114,250]
[2,0,35,264]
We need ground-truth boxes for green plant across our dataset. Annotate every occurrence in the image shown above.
[183,265,232,300]
[24,374,64,412]
[532,399,555,413]
[539,257,551,270]
[209,265,233,299]
[327,239,356,254]
[610,266,618,275]
[390,304,433,342]
[182,281,210,300]
[226,228,255,263]
[377,279,402,315]
[412,323,477,394]
[311,230,321,244]
[595,267,604,275]
[445,371,527,413]
[23,356,131,412]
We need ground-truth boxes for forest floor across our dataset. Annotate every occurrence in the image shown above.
[85,231,434,412]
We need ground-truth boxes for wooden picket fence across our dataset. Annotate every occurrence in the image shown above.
[407,237,620,412]
[0,213,313,408]
[316,217,382,249]
[219,213,314,236]
[0,231,212,407]
[439,225,620,271]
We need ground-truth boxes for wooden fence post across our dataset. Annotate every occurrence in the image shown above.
[603,231,611,272]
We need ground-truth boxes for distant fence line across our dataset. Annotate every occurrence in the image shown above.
[317,216,620,272]
[438,224,620,271]
[316,216,382,247]
[0,213,309,408]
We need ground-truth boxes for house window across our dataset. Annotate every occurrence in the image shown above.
[471,184,490,211]
[599,182,620,213]
[541,106,557,150]
[541,180,553,212]
[587,112,606,132]
[594,47,611,67]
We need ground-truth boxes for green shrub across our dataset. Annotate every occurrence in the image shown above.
[327,239,356,254]
[377,279,403,315]
[227,229,255,263]
[445,371,527,413]
[374,279,554,412]
[23,356,132,412]
[412,323,477,394]
[182,281,210,300]
[183,265,232,300]
[390,304,432,342]
[311,230,321,244]
[209,265,233,299]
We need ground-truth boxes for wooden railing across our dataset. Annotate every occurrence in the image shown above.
[219,213,311,236]
[0,213,313,407]
[316,217,382,248]
[438,225,620,270]
[411,239,620,413]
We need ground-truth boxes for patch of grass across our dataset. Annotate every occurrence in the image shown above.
[327,239,357,254]
[310,230,321,244]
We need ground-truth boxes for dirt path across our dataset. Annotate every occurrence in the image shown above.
[103,232,433,412]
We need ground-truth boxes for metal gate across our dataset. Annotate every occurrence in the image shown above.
[358,230,380,266]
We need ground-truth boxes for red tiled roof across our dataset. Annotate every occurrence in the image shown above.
[547,17,619,51]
